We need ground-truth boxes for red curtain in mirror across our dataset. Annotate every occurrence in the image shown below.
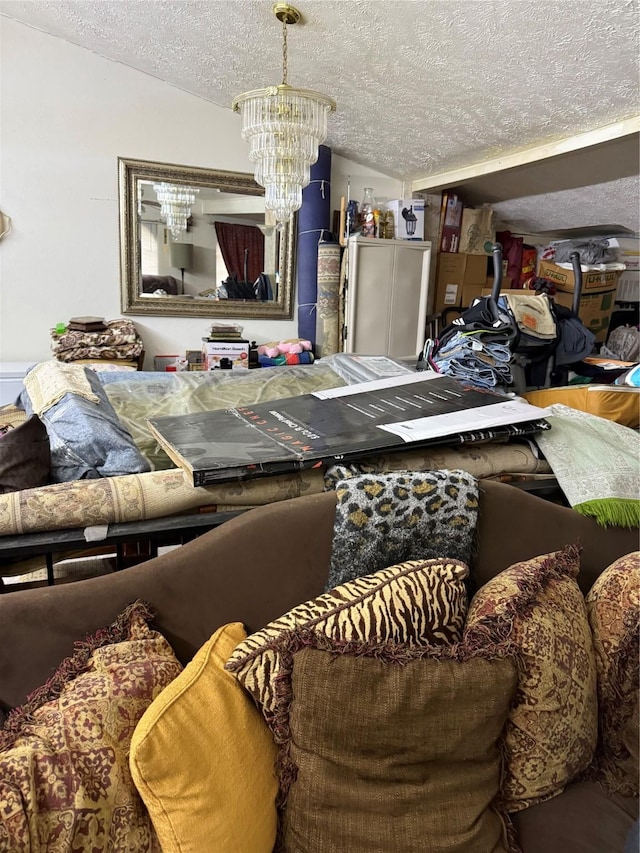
[214,222,264,284]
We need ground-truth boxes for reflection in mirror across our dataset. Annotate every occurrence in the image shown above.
[119,158,295,319]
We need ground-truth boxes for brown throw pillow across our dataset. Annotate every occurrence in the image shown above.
[585,551,640,796]
[0,414,50,493]
[464,544,598,813]
[0,601,182,851]
[265,631,519,853]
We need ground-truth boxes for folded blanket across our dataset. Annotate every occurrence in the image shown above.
[51,319,143,362]
[534,403,640,528]
[323,467,479,592]
[53,342,143,363]
[51,319,141,353]
[24,360,99,415]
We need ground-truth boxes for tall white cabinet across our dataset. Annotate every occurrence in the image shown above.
[343,236,432,360]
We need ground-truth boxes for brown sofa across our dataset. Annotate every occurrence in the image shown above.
[0,479,638,851]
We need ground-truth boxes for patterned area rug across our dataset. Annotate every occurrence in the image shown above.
[534,403,640,528]
[323,467,479,592]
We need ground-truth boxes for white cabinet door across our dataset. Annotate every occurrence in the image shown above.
[344,236,431,359]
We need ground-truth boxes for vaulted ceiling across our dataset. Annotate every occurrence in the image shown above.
[2,0,639,234]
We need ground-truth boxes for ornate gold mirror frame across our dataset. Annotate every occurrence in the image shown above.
[118,157,295,319]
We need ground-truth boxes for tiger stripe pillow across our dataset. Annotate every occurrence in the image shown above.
[225,558,469,716]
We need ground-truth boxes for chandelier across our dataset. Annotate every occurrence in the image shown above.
[232,3,336,225]
[152,182,200,238]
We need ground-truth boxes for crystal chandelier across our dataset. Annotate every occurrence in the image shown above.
[152,182,200,238]
[232,3,336,225]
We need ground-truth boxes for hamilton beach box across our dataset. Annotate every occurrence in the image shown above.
[202,340,250,370]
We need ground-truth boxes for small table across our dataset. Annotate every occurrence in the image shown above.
[0,510,244,590]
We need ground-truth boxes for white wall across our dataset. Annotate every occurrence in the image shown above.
[0,18,401,366]
[331,155,407,215]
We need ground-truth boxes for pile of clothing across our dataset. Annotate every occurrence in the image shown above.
[429,298,516,390]
[50,319,143,364]
[428,291,596,393]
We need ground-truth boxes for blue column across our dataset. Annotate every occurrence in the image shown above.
[296,145,332,348]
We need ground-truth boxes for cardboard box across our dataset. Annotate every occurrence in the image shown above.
[202,340,250,370]
[483,275,512,294]
[554,289,616,343]
[537,259,621,343]
[434,252,488,314]
[438,192,464,253]
[537,260,621,294]
[154,354,180,371]
[386,199,426,240]
[616,269,640,303]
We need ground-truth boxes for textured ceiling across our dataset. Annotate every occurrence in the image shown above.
[2,0,639,232]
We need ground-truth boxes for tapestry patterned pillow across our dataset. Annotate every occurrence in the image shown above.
[226,558,470,717]
[265,630,519,853]
[585,551,640,796]
[0,601,182,852]
[464,544,598,813]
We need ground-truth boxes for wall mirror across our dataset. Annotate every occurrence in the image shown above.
[118,157,295,319]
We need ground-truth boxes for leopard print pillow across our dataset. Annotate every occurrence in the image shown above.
[323,467,479,591]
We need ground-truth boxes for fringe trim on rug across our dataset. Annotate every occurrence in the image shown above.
[574,498,640,530]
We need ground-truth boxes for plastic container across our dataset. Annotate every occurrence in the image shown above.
[360,188,376,238]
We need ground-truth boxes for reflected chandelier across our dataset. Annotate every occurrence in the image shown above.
[152,182,200,238]
[232,3,336,225]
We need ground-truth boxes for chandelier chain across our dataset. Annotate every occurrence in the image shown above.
[232,4,335,223]
[282,17,288,85]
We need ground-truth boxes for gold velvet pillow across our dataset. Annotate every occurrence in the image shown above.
[266,631,519,853]
[464,545,598,813]
[225,558,470,717]
[130,622,279,853]
[0,601,182,852]
[585,551,640,796]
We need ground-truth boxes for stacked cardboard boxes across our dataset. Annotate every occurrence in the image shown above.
[434,253,489,315]
[537,260,622,343]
